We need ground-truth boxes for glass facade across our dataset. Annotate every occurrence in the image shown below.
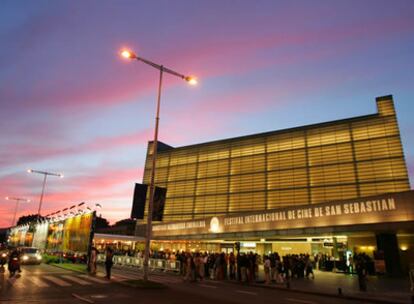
[142,96,410,222]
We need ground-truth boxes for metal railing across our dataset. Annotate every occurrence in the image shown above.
[97,254,180,273]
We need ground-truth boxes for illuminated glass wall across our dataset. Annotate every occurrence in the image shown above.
[143,96,410,221]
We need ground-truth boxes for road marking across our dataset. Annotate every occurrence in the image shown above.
[198,283,217,289]
[12,278,26,288]
[235,290,257,296]
[90,295,108,299]
[98,273,132,281]
[43,275,72,287]
[79,275,110,284]
[72,293,94,304]
[285,298,317,304]
[7,277,17,286]
[62,275,92,285]
[107,275,126,282]
[26,276,50,287]
[207,280,225,284]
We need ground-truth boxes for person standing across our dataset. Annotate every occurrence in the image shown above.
[197,253,205,281]
[105,247,114,279]
[356,256,367,291]
[236,252,242,282]
[89,247,98,275]
[184,253,192,282]
[240,253,248,283]
[229,252,236,280]
[264,255,271,284]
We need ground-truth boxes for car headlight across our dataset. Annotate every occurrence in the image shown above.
[22,255,29,261]
[36,255,42,260]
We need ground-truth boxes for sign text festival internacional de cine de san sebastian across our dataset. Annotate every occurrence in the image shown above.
[152,191,414,237]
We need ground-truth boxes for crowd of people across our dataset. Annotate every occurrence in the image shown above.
[169,251,317,284]
[95,246,373,291]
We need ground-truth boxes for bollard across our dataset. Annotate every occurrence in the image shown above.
[338,287,342,296]
[286,281,290,289]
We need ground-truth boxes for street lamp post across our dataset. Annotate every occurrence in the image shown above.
[27,169,63,216]
[5,196,31,226]
[120,49,196,282]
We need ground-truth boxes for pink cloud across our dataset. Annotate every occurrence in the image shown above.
[0,129,153,168]
[1,4,413,228]
[4,12,412,118]
[176,14,414,81]
[0,166,143,227]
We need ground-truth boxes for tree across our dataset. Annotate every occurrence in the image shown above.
[16,214,45,226]
[113,218,136,227]
[95,216,110,229]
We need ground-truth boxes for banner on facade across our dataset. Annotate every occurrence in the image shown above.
[8,212,95,254]
[152,190,414,238]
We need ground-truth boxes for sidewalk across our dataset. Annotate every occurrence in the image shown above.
[254,270,413,304]
[102,263,414,303]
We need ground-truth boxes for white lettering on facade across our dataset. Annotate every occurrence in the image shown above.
[152,197,398,233]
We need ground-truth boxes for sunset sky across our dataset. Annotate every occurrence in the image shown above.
[1,0,413,227]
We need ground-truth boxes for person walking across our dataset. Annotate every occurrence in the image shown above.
[305,256,314,279]
[105,247,114,279]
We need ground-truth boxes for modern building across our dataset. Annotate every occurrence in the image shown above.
[137,95,414,275]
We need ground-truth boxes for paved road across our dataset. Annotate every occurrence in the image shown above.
[0,264,380,304]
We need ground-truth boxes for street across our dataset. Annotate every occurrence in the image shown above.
[0,264,374,304]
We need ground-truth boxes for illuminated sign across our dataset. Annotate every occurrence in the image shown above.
[151,190,414,238]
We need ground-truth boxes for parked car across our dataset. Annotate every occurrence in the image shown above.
[19,247,42,265]
[63,251,87,264]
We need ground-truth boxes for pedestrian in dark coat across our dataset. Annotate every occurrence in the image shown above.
[105,247,114,279]
[356,257,367,291]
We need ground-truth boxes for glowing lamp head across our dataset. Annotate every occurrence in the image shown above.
[121,50,136,59]
[59,174,64,178]
[185,76,197,85]
[27,169,32,173]
[5,197,9,200]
